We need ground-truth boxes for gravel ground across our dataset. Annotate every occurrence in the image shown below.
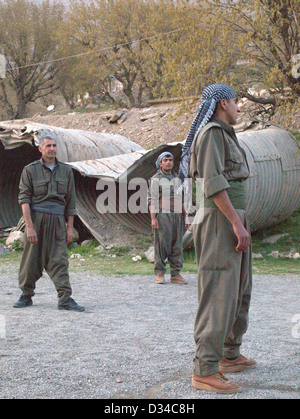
[0,266,299,400]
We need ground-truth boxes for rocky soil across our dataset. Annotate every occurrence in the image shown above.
[28,100,300,151]
[30,103,190,150]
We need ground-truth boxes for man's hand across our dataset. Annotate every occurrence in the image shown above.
[66,226,73,245]
[212,190,251,253]
[66,216,74,245]
[27,226,38,245]
[151,218,159,230]
[22,204,37,245]
[232,221,251,253]
[184,214,191,230]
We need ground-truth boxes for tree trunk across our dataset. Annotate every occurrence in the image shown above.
[15,89,27,119]
[0,80,14,119]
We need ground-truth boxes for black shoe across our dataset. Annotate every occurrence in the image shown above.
[58,297,85,312]
[13,295,33,308]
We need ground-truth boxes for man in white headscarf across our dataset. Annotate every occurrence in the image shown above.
[148,152,189,285]
[180,84,256,394]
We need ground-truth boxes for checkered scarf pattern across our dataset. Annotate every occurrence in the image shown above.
[178,84,236,183]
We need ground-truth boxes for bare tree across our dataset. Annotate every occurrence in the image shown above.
[56,0,181,109]
[0,0,64,119]
[204,0,300,113]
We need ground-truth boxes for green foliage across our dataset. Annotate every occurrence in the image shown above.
[290,130,300,142]
[10,240,23,252]
[202,0,300,112]
[1,0,298,117]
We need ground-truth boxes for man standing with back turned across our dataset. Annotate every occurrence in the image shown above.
[179,84,256,394]
[13,135,85,312]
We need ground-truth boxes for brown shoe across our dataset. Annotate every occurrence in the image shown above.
[170,274,187,284]
[192,372,241,394]
[155,273,165,284]
[219,355,257,373]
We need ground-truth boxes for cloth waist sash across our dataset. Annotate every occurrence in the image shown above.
[31,201,65,216]
[203,180,247,210]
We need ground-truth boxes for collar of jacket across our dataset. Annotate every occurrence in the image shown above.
[211,116,236,137]
[156,169,177,176]
[39,157,60,168]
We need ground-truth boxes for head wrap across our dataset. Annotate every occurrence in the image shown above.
[178,84,236,182]
[155,152,174,169]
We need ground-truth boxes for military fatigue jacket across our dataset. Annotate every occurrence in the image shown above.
[147,170,184,213]
[190,117,249,199]
[19,158,77,217]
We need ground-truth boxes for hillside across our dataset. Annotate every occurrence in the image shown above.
[29,104,191,150]
[28,100,300,151]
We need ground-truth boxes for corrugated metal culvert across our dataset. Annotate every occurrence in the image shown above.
[241,128,300,231]
[0,120,299,247]
[0,120,143,238]
[67,127,300,246]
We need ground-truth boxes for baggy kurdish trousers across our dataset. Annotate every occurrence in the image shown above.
[18,211,72,303]
[154,212,184,277]
[192,207,252,377]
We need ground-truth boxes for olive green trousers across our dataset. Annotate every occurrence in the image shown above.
[192,207,252,377]
[18,212,72,303]
[154,212,184,276]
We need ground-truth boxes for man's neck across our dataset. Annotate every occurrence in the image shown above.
[42,157,56,166]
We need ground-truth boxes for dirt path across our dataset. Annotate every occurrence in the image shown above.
[0,263,299,399]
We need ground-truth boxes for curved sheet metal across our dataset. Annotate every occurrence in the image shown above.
[182,127,300,247]
[241,128,300,231]
[67,127,300,244]
[68,143,184,242]
[1,120,299,248]
[0,120,143,234]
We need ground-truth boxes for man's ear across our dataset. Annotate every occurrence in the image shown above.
[219,98,228,111]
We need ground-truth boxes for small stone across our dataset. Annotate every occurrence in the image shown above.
[145,246,155,263]
[267,251,280,258]
[262,233,290,244]
[6,231,25,248]
[252,253,263,259]
[132,255,142,262]
[70,254,82,259]
[81,240,94,247]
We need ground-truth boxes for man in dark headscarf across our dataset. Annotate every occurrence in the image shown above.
[181,84,256,394]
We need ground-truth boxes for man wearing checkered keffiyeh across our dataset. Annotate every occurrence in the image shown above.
[178,84,237,183]
[186,84,256,394]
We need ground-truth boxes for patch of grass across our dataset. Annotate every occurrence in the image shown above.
[252,207,300,252]
[290,130,300,143]
[0,249,22,266]
[252,258,300,275]
[251,206,300,274]
[1,207,299,277]
[69,252,199,277]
